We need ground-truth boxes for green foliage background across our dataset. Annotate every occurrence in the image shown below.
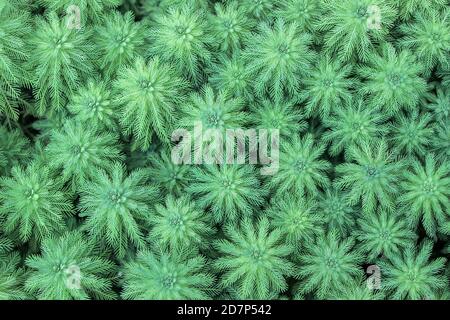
[0,0,449,300]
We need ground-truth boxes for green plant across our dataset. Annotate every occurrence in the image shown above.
[431,121,450,161]
[275,0,322,34]
[243,19,315,101]
[426,86,450,122]
[322,100,388,158]
[399,9,450,75]
[179,85,247,131]
[394,0,448,20]
[95,11,148,78]
[296,231,364,298]
[354,209,416,260]
[0,6,30,120]
[334,141,405,214]
[265,194,324,244]
[210,1,255,53]
[67,80,119,130]
[378,240,447,299]
[28,12,95,115]
[122,248,215,299]
[25,231,116,300]
[0,162,72,243]
[214,217,295,299]
[299,56,355,119]
[326,275,384,300]
[250,98,306,139]
[241,0,274,19]
[148,195,214,250]
[78,163,157,257]
[318,0,396,62]
[1,0,449,302]
[39,0,121,23]
[114,56,188,150]
[0,236,27,300]
[389,111,434,157]
[187,164,266,223]
[399,154,450,237]
[318,188,356,236]
[147,150,190,196]
[209,54,254,102]
[268,133,331,197]
[0,126,30,176]
[46,120,124,191]
[148,3,214,84]
[358,43,428,115]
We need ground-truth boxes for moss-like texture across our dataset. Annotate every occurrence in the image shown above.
[0,0,448,300]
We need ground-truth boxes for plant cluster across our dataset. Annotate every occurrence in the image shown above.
[0,0,448,300]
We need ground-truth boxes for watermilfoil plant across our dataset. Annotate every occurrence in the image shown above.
[0,0,448,301]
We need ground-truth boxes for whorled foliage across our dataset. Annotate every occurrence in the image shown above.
[46,120,124,191]
[378,240,447,299]
[25,231,116,300]
[334,140,406,214]
[297,231,364,299]
[95,11,148,78]
[0,6,30,120]
[214,217,296,299]
[114,56,188,150]
[148,3,214,84]
[0,0,448,302]
[399,154,450,237]
[148,195,214,250]
[0,162,73,243]
[78,162,157,257]
[318,0,396,62]
[399,9,450,75]
[243,19,316,101]
[122,248,215,300]
[268,134,331,197]
[358,43,428,115]
[28,12,95,115]
[187,164,266,223]
[299,56,355,119]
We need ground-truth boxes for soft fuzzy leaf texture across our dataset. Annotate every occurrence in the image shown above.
[0,0,449,301]
[318,0,396,62]
[0,236,27,300]
[358,43,428,115]
[399,8,450,75]
[297,231,364,299]
[147,3,214,84]
[0,162,73,243]
[122,248,215,299]
[78,162,157,257]
[187,164,266,223]
[114,56,188,150]
[243,18,316,101]
[268,133,331,197]
[25,231,116,300]
[0,4,30,120]
[214,217,296,299]
[334,140,406,214]
[28,12,96,115]
[46,120,124,191]
[378,240,447,299]
[399,154,450,237]
[148,195,214,250]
